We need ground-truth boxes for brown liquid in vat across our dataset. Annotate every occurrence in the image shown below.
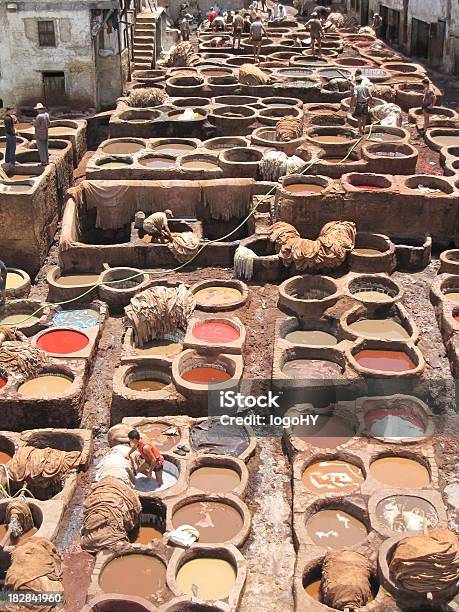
[129,525,163,544]
[376,495,438,533]
[128,379,168,392]
[354,349,416,372]
[292,414,355,448]
[304,578,321,600]
[102,142,144,154]
[285,330,337,346]
[56,274,100,286]
[302,460,364,494]
[193,286,242,306]
[139,157,176,168]
[135,339,182,357]
[348,319,410,340]
[8,174,35,180]
[369,456,430,487]
[353,289,392,303]
[353,247,382,255]
[172,501,243,543]
[99,554,167,597]
[306,509,367,549]
[314,135,352,143]
[190,466,241,493]
[284,183,323,194]
[176,558,236,601]
[152,143,195,156]
[18,374,73,396]
[182,160,219,170]
[0,451,12,464]
[433,135,459,147]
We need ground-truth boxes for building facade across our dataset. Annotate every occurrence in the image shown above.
[346,0,459,74]
[0,0,135,111]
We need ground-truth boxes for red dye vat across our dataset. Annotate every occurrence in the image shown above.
[355,349,416,372]
[181,367,231,384]
[37,329,89,354]
[355,184,384,190]
[192,321,240,343]
[0,377,6,390]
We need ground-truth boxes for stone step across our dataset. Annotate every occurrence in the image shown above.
[136,17,156,24]
[133,55,154,63]
[134,62,153,70]
[134,43,155,51]
[134,35,155,43]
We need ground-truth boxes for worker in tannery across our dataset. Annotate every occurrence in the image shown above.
[142,209,174,243]
[305,12,324,56]
[127,429,164,486]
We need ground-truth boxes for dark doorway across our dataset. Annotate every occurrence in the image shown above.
[411,18,429,59]
[379,5,388,39]
[429,20,446,68]
[361,0,369,26]
[42,71,66,106]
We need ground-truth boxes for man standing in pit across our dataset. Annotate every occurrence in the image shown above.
[305,12,324,56]
[421,78,437,132]
[33,103,50,166]
[180,13,192,41]
[4,107,17,168]
[250,14,266,63]
[351,75,373,135]
[232,10,244,49]
[128,429,164,487]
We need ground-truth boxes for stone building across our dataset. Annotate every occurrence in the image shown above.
[0,0,139,110]
[346,0,459,74]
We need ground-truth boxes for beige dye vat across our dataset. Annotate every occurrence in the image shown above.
[190,466,241,493]
[348,319,410,341]
[56,274,100,286]
[176,557,236,601]
[18,374,73,396]
[284,330,338,346]
[302,460,364,494]
[376,495,438,533]
[139,157,176,168]
[152,143,196,156]
[182,160,220,170]
[48,127,75,135]
[127,379,168,392]
[6,273,24,289]
[129,525,163,544]
[0,313,40,326]
[102,142,144,154]
[283,359,342,378]
[353,248,382,255]
[306,509,367,549]
[137,423,180,451]
[284,183,323,194]
[353,289,392,303]
[369,456,430,487]
[314,135,353,144]
[432,135,459,147]
[172,501,243,543]
[0,524,38,544]
[135,339,182,357]
[193,286,242,307]
[99,161,131,169]
[304,578,321,601]
[99,554,167,597]
[7,174,35,181]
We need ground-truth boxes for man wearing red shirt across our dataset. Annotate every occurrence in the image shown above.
[128,429,164,486]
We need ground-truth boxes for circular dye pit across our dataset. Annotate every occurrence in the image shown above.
[0,524,38,545]
[133,460,178,493]
[130,524,163,544]
[364,406,426,439]
[170,110,203,121]
[52,309,99,330]
[151,143,195,156]
[36,329,89,354]
[99,161,131,169]
[354,349,416,372]
[6,272,24,289]
[445,291,459,303]
[370,456,430,487]
[305,509,368,549]
[292,414,355,448]
[431,135,459,147]
[304,576,321,601]
[193,286,242,308]
[176,558,236,601]
[314,135,353,144]
[352,289,392,303]
[284,183,324,194]
[302,460,364,494]
[18,374,73,396]
[139,157,176,168]
[127,377,168,392]
[284,330,338,346]
[7,174,36,181]
[192,321,240,343]
[353,248,382,255]
[49,127,75,135]
[182,160,220,171]
[181,366,231,384]
[172,501,243,543]
[0,313,40,326]
[102,142,144,154]
[348,319,410,341]
[376,495,438,533]
[283,359,342,379]
[55,273,100,286]
[137,423,180,452]
[190,466,241,493]
[135,338,182,357]
[355,184,384,190]
[0,451,12,463]
[99,554,166,598]
[190,421,249,457]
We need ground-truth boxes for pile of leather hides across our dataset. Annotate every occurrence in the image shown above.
[327,12,345,28]
[125,284,195,346]
[8,446,81,491]
[81,476,141,553]
[359,26,376,36]
[275,117,303,142]
[5,538,63,612]
[369,84,396,104]
[268,220,356,271]
[321,550,372,610]
[95,445,134,486]
[370,103,403,127]
[162,41,200,67]
[5,499,34,539]
[0,326,26,343]
[239,64,271,85]
[390,528,459,594]
[168,232,200,263]
[0,341,48,378]
[259,151,305,181]
[108,423,131,447]
[128,87,167,108]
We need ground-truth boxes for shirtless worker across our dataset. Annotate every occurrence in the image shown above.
[305,12,324,56]
[142,209,174,243]
[128,429,164,486]
[421,77,437,132]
